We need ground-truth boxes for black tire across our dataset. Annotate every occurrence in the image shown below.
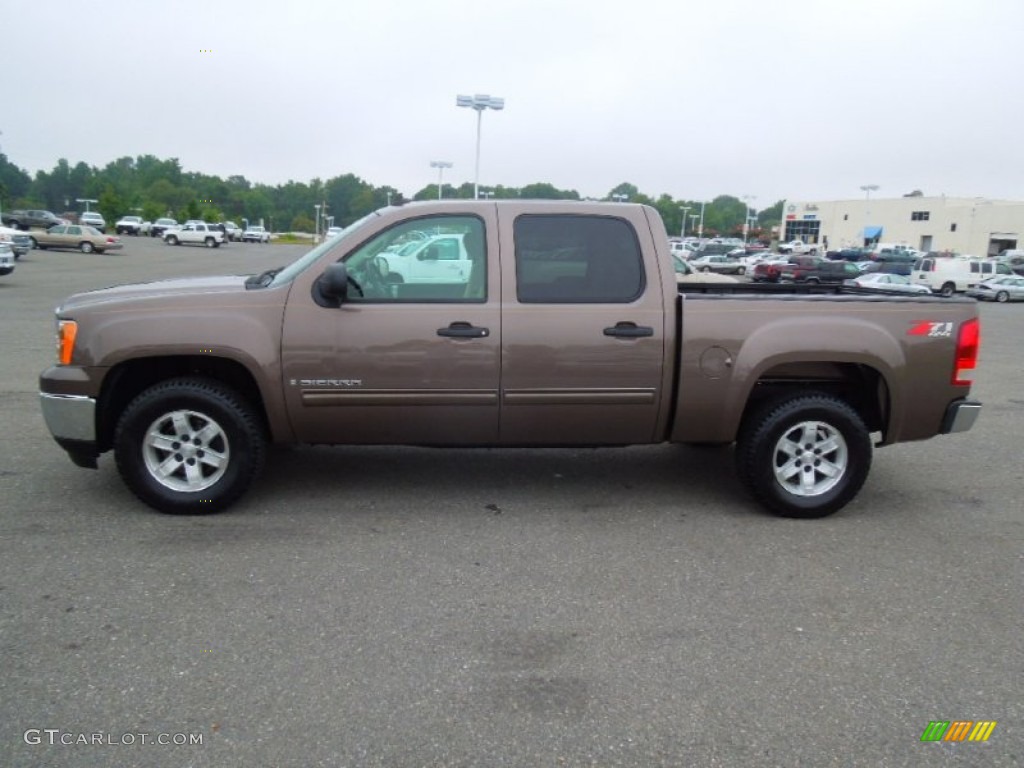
[114,377,266,514]
[80,241,94,253]
[29,237,38,249]
[940,282,955,298]
[167,235,178,245]
[995,290,1009,303]
[736,266,746,276]
[204,237,216,248]
[735,392,871,519]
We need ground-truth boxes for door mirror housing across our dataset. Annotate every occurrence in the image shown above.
[313,262,349,307]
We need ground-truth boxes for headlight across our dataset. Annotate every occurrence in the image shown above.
[57,320,78,364]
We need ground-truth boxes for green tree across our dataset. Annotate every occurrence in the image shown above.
[97,185,125,225]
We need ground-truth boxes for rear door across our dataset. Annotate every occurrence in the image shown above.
[497,207,667,445]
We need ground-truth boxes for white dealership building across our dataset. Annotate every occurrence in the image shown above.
[779,196,1024,257]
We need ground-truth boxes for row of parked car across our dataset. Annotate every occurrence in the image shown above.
[665,236,1024,300]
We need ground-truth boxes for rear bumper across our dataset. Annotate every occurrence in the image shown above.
[940,399,982,434]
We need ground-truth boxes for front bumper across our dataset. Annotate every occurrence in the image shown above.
[40,392,99,468]
[940,399,982,434]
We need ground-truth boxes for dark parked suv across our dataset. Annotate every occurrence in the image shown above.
[779,259,862,284]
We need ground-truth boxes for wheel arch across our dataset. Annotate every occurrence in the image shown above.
[96,355,279,453]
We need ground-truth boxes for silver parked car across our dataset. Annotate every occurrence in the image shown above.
[688,254,747,275]
[965,275,1024,302]
[843,273,932,295]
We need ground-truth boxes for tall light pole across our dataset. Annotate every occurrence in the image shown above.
[430,160,452,200]
[689,214,699,234]
[698,201,706,240]
[456,94,504,199]
[741,195,756,243]
[314,204,321,242]
[860,184,879,246]
[679,206,690,237]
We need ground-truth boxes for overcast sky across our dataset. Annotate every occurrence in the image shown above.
[6,0,1023,208]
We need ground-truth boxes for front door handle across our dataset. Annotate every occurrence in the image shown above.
[437,321,490,338]
[603,321,654,338]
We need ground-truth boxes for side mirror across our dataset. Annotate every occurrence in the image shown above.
[313,262,349,307]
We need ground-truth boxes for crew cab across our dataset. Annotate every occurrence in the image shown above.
[163,222,225,248]
[39,201,982,520]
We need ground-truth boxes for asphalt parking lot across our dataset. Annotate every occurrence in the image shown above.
[1,235,1021,767]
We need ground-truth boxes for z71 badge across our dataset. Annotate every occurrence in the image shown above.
[907,321,953,338]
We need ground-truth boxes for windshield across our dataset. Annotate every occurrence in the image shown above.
[268,210,381,288]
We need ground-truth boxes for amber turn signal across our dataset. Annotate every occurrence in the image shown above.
[57,320,78,365]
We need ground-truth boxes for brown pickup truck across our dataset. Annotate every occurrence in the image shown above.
[39,201,982,518]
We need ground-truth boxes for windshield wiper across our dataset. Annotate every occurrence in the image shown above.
[245,267,282,289]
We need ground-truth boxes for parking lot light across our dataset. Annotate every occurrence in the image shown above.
[430,161,453,200]
[456,94,504,200]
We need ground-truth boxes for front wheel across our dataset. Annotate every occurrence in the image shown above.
[735,392,871,518]
[736,266,746,276]
[166,235,178,245]
[114,377,266,514]
[996,290,1009,303]
[940,282,955,298]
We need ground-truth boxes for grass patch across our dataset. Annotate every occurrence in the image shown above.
[272,232,318,245]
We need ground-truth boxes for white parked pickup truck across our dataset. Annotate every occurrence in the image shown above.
[777,239,819,255]
[163,223,225,248]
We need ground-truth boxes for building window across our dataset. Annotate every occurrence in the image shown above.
[843,214,848,221]
[950,223,957,232]
[911,211,930,221]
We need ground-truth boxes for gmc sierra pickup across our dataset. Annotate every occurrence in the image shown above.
[39,201,982,518]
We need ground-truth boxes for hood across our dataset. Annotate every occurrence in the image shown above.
[57,274,255,313]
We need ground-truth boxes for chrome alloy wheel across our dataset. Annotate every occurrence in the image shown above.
[142,409,230,492]
[772,420,848,497]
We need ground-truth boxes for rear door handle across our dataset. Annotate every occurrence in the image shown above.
[437,321,489,338]
[603,321,654,338]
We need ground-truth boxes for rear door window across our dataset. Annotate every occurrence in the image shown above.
[514,215,644,303]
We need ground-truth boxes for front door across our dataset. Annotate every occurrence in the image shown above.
[496,208,667,445]
[281,212,500,445]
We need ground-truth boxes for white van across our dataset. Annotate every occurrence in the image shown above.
[911,256,1013,296]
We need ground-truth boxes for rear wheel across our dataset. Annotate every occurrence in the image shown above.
[940,282,955,297]
[205,237,216,248]
[114,377,266,514]
[735,392,871,518]
[80,241,94,254]
[996,290,1009,303]
[736,266,746,276]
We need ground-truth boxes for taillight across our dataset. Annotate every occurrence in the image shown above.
[57,320,78,364]
[953,317,980,386]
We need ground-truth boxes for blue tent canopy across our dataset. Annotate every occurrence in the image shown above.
[863,226,883,239]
